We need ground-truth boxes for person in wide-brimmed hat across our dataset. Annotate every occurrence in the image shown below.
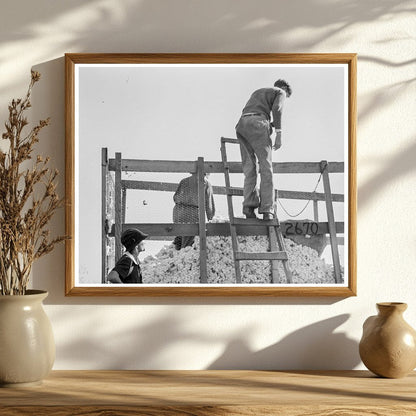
[107,228,148,284]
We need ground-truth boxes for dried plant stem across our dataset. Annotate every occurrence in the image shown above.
[0,71,66,295]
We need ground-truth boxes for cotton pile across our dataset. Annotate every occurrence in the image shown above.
[141,234,341,285]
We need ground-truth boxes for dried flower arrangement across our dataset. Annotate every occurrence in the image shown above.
[0,71,65,295]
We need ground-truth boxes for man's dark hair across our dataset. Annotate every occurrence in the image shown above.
[274,79,292,97]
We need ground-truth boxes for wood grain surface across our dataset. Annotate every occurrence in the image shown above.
[0,370,415,415]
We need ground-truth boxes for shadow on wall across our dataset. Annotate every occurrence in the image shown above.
[54,305,262,369]
[358,137,416,210]
[54,309,211,369]
[30,57,67,302]
[53,306,359,370]
[207,314,360,370]
[1,0,413,49]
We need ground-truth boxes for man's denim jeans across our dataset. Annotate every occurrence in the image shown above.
[236,115,274,214]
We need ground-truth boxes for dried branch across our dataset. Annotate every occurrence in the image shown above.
[0,70,67,295]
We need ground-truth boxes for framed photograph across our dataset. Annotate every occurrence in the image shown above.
[65,53,356,296]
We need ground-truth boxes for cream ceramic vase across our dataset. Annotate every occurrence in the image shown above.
[359,302,416,378]
[0,290,55,387]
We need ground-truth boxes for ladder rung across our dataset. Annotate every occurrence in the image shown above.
[221,137,239,144]
[232,218,280,226]
[235,251,288,261]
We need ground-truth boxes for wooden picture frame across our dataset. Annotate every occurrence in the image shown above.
[65,53,356,296]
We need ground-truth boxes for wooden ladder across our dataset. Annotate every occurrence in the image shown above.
[220,137,292,284]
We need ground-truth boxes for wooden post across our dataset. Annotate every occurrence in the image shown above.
[197,157,208,283]
[101,148,108,283]
[274,226,293,284]
[270,189,280,283]
[313,200,319,222]
[268,227,280,283]
[320,161,342,283]
[122,187,127,225]
[114,152,122,262]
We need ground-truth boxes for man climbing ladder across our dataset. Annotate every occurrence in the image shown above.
[235,79,292,220]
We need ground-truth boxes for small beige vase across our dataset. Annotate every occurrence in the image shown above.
[359,302,416,378]
[0,290,55,387]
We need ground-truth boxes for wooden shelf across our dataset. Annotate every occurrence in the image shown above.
[1,370,415,415]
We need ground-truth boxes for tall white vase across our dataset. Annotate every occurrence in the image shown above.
[0,290,55,387]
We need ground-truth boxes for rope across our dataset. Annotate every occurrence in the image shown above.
[276,173,323,218]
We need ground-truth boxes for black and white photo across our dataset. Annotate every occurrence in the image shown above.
[65,54,356,296]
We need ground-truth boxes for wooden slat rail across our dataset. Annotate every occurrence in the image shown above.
[121,179,344,203]
[110,221,345,239]
[235,251,289,261]
[109,158,344,174]
[1,370,415,416]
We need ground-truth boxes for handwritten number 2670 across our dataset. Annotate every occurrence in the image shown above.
[284,222,318,235]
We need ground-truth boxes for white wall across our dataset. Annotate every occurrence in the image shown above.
[1,0,415,370]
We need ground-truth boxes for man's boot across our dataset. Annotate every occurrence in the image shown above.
[243,207,257,219]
